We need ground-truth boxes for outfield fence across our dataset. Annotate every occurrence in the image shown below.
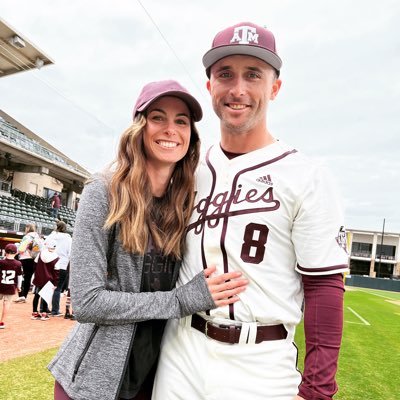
[345,275,400,292]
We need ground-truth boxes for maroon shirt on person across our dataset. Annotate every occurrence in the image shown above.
[33,256,59,287]
[52,194,61,209]
[0,258,23,295]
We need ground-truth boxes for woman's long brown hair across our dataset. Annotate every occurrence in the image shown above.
[104,114,200,259]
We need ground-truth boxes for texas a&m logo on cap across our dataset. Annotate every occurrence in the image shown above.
[230,25,259,45]
[202,21,282,77]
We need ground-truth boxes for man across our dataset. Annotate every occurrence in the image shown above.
[51,192,61,218]
[153,22,349,400]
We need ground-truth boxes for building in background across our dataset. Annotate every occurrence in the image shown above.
[0,110,90,202]
[0,17,88,250]
[347,228,400,279]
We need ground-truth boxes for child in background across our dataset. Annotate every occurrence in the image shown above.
[31,240,59,321]
[0,244,23,329]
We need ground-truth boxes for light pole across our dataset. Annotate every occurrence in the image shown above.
[377,218,385,278]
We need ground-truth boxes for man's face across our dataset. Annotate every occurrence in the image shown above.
[207,55,281,135]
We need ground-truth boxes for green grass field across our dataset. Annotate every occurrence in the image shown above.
[296,287,400,399]
[1,287,399,400]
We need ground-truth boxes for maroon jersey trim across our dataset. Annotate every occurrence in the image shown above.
[297,263,349,273]
[199,146,217,274]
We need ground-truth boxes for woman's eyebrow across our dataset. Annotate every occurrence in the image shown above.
[148,108,166,114]
[149,109,190,119]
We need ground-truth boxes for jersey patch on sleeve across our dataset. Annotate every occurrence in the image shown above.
[335,226,348,254]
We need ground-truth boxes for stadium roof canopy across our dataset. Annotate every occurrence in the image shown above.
[0,17,53,78]
[0,110,90,192]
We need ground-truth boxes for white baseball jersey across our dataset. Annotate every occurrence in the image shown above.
[177,140,349,326]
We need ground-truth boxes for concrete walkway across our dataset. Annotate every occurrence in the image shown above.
[0,293,76,362]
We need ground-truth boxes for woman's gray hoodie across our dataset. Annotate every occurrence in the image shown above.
[48,175,215,400]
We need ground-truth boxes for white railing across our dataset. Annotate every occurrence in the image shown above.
[0,117,88,176]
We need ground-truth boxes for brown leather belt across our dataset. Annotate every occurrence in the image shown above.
[191,314,287,344]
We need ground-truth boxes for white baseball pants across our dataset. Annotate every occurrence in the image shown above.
[152,317,302,400]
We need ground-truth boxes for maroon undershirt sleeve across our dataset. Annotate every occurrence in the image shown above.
[297,273,345,400]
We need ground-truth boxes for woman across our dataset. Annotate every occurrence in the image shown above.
[46,220,72,316]
[48,80,248,400]
[14,223,42,303]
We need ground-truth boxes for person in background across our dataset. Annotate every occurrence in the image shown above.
[14,223,42,303]
[31,240,59,321]
[63,285,75,320]
[0,243,23,329]
[48,79,248,400]
[60,262,75,320]
[153,22,349,400]
[46,220,72,317]
[51,192,62,219]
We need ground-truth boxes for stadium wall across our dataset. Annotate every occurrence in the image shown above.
[345,275,400,292]
[12,172,63,196]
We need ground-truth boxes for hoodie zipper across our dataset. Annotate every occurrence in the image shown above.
[72,325,99,382]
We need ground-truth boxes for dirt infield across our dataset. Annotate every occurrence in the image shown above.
[0,293,76,362]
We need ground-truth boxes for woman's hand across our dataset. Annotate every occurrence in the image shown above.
[203,265,248,307]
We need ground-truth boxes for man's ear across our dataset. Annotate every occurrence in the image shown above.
[270,79,282,100]
[206,80,211,93]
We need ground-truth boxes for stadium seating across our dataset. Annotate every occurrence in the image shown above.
[58,205,77,227]
[0,190,75,235]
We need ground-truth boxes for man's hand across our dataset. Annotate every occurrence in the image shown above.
[203,265,248,307]
[294,396,305,400]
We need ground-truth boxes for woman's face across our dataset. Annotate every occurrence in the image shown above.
[143,96,191,170]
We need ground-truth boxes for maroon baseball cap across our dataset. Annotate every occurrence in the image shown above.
[203,22,282,77]
[132,80,203,122]
[5,243,18,253]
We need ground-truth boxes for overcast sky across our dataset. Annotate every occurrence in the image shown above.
[1,0,399,233]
